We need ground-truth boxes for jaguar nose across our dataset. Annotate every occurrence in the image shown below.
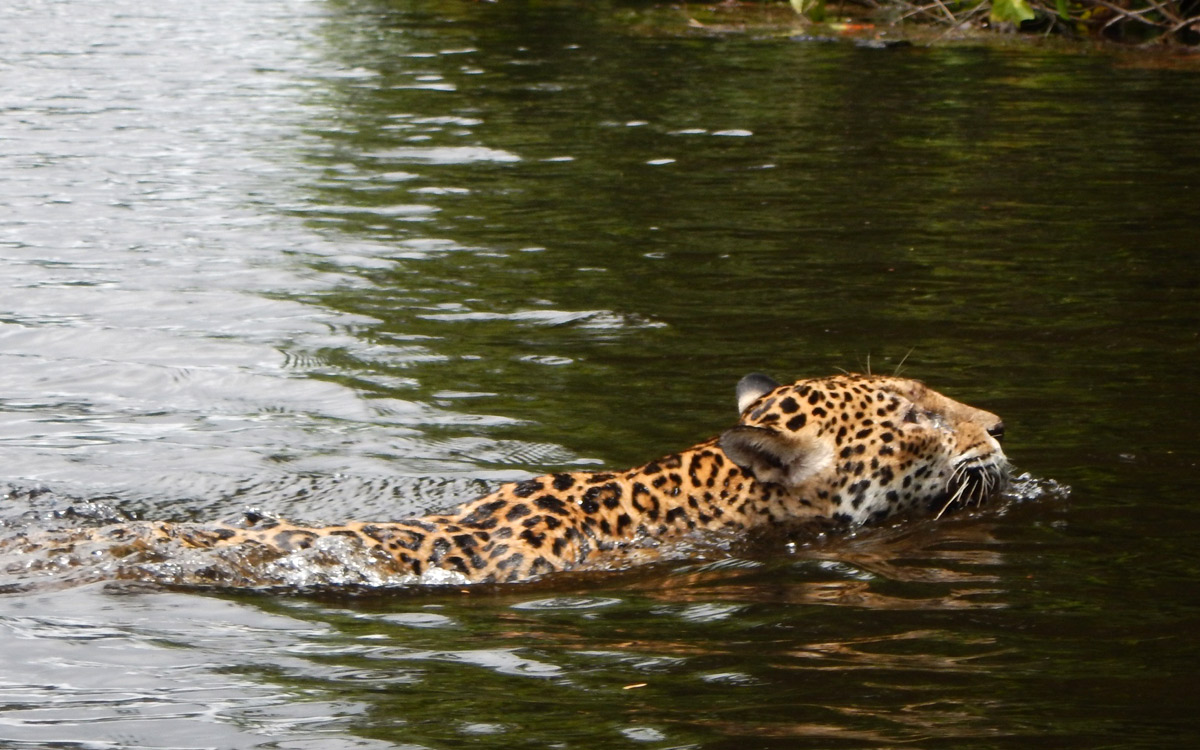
[986,421,1005,442]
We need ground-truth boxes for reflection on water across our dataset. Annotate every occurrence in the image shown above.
[2,0,1199,747]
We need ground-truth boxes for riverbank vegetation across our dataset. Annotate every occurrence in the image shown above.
[670,0,1199,46]
[833,0,1198,44]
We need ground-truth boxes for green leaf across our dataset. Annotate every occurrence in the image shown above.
[990,0,1037,23]
[789,0,827,20]
[1054,0,1071,18]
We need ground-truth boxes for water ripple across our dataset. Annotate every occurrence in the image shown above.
[367,146,521,164]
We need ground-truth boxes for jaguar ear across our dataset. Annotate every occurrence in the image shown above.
[718,425,833,487]
[736,373,781,414]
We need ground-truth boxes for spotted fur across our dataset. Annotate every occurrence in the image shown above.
[10,374,1008,583]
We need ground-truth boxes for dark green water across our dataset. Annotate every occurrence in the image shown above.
[1,0,1198,747]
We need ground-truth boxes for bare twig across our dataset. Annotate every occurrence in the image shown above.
[1167,13,1200,32]
[1141,0,1185,25]
[1086,0,1189,31]
[896,0,967,23]
[930,0,962,23]
[935,0,990,33]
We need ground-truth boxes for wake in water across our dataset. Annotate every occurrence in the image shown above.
[0,473,1069,594]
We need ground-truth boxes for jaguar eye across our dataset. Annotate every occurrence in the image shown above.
[903,408,921,424]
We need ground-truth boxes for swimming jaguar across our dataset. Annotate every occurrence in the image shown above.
[3,373,1009,584]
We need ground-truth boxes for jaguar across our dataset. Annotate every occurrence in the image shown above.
[4,373,1009,584]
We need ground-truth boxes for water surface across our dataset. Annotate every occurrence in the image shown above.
[1,0,1199,747]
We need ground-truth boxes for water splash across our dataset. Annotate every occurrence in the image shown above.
[1003,471,1072,504]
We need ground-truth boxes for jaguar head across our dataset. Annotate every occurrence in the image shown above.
[718,373,1009,524]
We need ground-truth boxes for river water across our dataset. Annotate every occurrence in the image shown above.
[1,0,1198,747]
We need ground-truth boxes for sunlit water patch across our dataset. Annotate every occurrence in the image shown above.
[0,586,398,749]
